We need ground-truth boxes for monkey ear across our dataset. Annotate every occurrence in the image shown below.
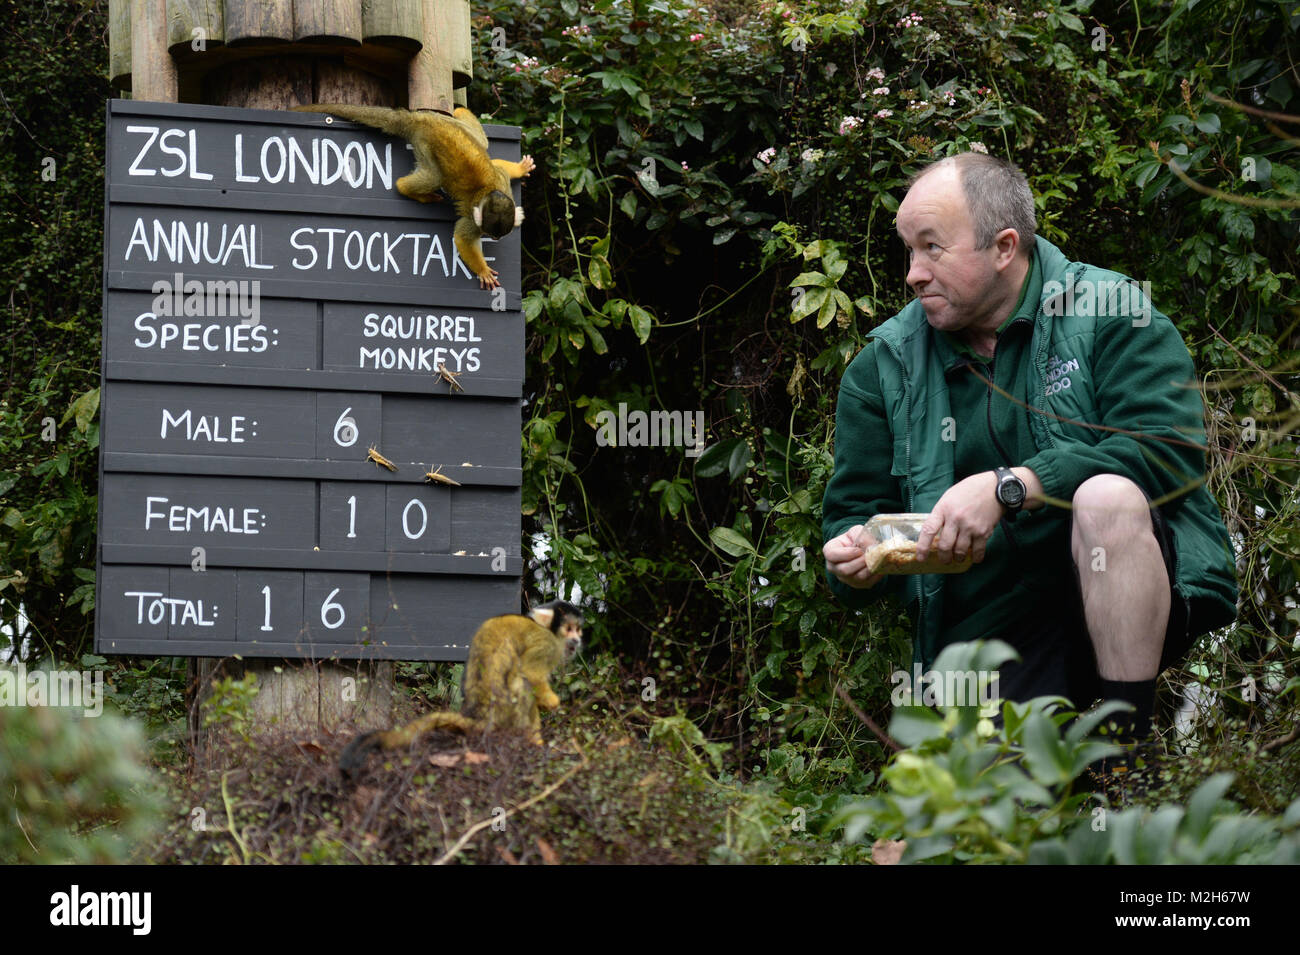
[514,206,525,227]
[530,606,555,629]
[472,204,484,228]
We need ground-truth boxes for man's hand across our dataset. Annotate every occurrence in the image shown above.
[824,525,885,590]
[915,471,1004,565]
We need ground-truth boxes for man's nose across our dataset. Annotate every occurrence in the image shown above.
[906,256,930,290]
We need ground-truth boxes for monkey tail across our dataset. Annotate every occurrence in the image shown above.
[338,712,481,777]
[338,729,385,777]
[291,104,415,137]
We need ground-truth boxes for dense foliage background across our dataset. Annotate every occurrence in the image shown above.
[1,0,1297,862]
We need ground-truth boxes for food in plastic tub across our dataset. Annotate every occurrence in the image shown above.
[853,513,975,575]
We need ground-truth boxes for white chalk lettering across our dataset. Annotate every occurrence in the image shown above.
[143,496,263,534]
[160,409,247,443]
[123,217,271,270]
[132,313,269,353]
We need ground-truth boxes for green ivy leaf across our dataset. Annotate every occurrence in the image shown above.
[1183,773,1237,841]
[727,439,753,479]
[789,271,830,289]
[793,286,828,320]
[887,705,947,747]
[584,323,608,354]
[628,305,653,343]
[1019,712,1069,785]
[588,255,614,290]
[710,526,757,557]
[61,387,99,434]
[694,437,742,478]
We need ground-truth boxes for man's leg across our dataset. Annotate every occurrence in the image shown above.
[1070,474,1170,738]
[1071,474,1170,678]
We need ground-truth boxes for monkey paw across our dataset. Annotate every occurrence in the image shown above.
[538,690,561,710]
[477,268,501,289]
[519,155,536,177]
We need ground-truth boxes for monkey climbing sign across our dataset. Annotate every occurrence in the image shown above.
[95,100,528,661]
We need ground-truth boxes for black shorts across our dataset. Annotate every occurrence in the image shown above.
[990,503,1192,707]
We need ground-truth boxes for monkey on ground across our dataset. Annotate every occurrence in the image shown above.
[291,104,534,289]
[338,600,583,776]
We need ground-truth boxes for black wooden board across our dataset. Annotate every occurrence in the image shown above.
[96,100,527,661]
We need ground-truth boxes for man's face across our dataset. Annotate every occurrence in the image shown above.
[895,166,1004,334]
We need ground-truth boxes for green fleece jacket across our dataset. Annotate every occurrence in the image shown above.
[821,236,1238,669]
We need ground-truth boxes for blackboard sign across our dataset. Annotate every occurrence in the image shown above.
[95,100,526,661]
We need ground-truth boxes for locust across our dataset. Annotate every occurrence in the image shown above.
[436,361,464,393]
[424,465,462,486]
[366,445,398,472]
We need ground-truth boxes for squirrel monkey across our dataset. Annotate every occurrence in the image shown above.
[339,601,583,776]
[291,104,534,289]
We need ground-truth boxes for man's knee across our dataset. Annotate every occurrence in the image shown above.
[1070,474,1152,552]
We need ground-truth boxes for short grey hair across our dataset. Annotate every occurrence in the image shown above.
[909,153,1037,257]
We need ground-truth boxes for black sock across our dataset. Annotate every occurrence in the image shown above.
[1098,678,1156,741]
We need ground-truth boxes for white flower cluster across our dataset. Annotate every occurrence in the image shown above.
[757,146,777,164]
[875,108,893,119]
[839,115,864,134]
[896,12,923,28]
[866,67,886,82]
[561,24,591,36]
[969,141,988,154]
[871,86,890,96]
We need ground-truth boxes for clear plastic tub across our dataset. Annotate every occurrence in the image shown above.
[853,513,975,575]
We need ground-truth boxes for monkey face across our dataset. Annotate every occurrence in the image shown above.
[559,618,583,661]
[477,190,520,239]
[532,600,584,660]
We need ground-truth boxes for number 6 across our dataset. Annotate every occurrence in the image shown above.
[333,407,358,448]
[321,588,345,629]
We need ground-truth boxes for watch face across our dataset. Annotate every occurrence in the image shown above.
[1000,478,1026,507]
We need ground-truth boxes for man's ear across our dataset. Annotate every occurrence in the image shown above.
[993,227,1020,268]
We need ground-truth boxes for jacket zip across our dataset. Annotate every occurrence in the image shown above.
[874,335,926,660]
[982,352,1022,556]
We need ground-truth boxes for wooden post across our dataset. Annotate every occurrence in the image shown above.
[109,0,464,742]
[196,55,400,737]
[410,0,454,112]
[129,0,176,101]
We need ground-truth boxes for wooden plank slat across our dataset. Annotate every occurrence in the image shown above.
[166,0,225,50]
[362,0,423,51]
[293,0,363,45]
[224,0,294,45]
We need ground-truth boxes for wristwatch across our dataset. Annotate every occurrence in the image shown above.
[994,466,1027,514]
